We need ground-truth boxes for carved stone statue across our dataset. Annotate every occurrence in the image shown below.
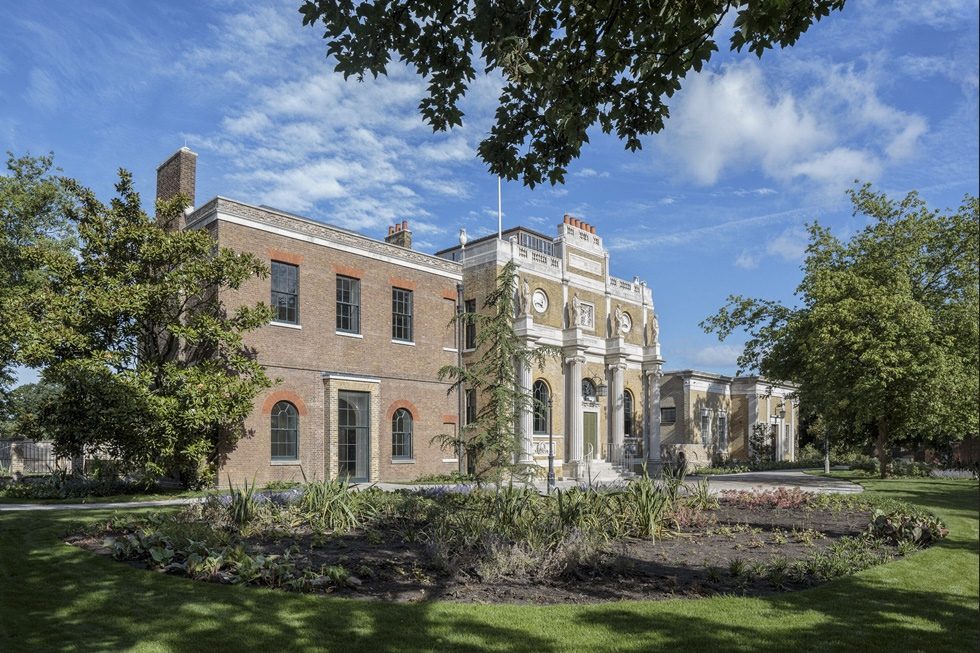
[570,293,581,327]
[613,304,624,337]
[519,277,531,316]
[650,312,660,344]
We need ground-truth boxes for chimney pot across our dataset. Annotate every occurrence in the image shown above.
[385,219,413,249]
[590,225,596,234]
[563,214,570,224]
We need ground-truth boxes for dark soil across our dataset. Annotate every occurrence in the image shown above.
[69,502,898,605]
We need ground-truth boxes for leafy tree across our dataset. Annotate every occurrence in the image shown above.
[438,261,559,484]
[0,381,62,439]
[300,0,846,187]
[0,152,75,394]
[703,185,979,478]
[17,171,274,487]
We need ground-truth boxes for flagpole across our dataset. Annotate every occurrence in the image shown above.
[497,175,502,239]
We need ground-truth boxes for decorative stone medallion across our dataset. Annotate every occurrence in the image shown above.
[532,289,548,313]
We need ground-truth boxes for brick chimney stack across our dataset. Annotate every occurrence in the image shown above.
[385,220,412,249]
[155,147,197,230]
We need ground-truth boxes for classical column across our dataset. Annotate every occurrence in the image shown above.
[565,354,585,467]
[517,356,534,463]
[646,369,663,464]
[608,362,626,466]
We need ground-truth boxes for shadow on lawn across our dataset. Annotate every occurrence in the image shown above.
[2,476,976,653]
[2,510,557,653]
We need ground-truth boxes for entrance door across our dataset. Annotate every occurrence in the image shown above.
[338,391,370,481]
[583,412,598,460]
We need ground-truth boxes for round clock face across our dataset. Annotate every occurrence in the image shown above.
[532,289,548,313]
[621,312,632,333]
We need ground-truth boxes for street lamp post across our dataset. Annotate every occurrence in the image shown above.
[547,396,555,493]
[456,229,467,476]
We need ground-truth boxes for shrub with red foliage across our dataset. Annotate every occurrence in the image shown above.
[720,487,811,510]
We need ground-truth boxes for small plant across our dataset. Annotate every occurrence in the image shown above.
[686,478,718,510]
[866,509,949,545]
[728,557,747,578]
[705,565,722,583]
[227,475,259,528]
[357,564,374,579]
[897,540,919,556]
[299,472,374,532]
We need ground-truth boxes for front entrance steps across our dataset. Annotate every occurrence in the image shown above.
[578,459,637,485]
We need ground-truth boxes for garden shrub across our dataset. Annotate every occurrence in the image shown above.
[0,469,152,499]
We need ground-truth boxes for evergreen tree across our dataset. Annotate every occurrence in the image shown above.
[439,261,559,484]
[18,169,274,487]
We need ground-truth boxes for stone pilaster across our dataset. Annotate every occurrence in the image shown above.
[646,369,663,465]
[608,361,627,466]
[517,356,534,463]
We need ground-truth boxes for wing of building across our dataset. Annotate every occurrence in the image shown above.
[157,148,797,486]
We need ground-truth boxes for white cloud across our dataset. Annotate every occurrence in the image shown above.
[734,250,759,269]
[658,58,930,196]
[660,61,826,185]
[690,344,745,368]
[765,226,809,263]
[25,68,58,110]
[659,197,676,205]
[734,187,776,197]
[222,111,273,136]
[573,168,610,178]
[175,1,490,230]
[608,206,811,252]
[789,147,881,190]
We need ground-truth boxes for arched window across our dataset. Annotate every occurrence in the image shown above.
[392,408,413,459]
[271,401,298,460]
[532,380,550,434]
[623,389,634,436]
[582,378,597,401]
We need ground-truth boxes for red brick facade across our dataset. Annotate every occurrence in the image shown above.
[161,150,463,487]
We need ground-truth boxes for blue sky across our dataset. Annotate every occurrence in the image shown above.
[2,0,978,387]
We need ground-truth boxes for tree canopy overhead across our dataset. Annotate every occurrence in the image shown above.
[702,185,979,477]
[300,0,846,187]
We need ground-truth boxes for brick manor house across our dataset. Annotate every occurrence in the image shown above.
[156,148,797,486]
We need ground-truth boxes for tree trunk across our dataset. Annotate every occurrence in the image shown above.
[876,420,891,479]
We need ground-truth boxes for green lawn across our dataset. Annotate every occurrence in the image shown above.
[1,474,976,652]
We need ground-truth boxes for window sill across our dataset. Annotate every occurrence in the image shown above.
[337,331,363,339]
[442,347,458,353]
[441,458,459,463]
[271,321,301,330]
[391,458,415,464]
[392,339,415,346]
[271,460,301,466]
[463,347,476,353]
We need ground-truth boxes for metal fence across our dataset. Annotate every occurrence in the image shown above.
[0,440,11,472]
[0,439,65,476]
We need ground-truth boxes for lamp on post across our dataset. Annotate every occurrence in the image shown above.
[547,396,555,493]
[456,228,467,476]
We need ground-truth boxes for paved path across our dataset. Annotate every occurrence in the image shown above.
[0,469,861,512]
[686,468,863,495]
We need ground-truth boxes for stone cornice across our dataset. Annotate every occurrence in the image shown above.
[185,197,462,277]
